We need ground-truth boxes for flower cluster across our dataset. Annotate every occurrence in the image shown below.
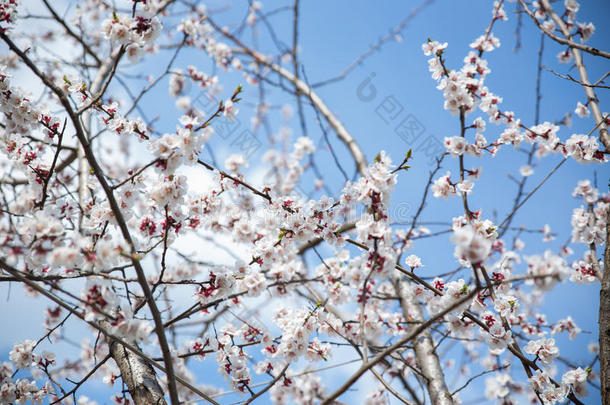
[524,337,559,364]
[212,328,252,393]
[485,373,513,402]
[0,341,55,404]
[551,316,581,340]
[424,33,606,164]
[450,220,495,267]
[0,363,51,404]
[574,101,590,118]
[178,16,236,70]
[0,0,18,31]
[570,180,607,247]
[484,321,514,355]
[102,12,163,45]
[269,373,326,405]
[81,278,152,343]
[524,251,569,291]
[364,385,389,405]
[148,120,211,173]
[525,365,590,404]
[427,278,472,315]
[443,134,487,157]
[193,266,237,307]
[528,369,567,404]
[271,306,330,362]
[261,136,316,195]
[101,12,162,63]
[561,367,589,399]
[529,0,596,63]
[431,171,457,198]
[96,101,148,140]
[343,152,399,280]
[186,65,218,90]
[0,66,64,205]
[563,133,604,163]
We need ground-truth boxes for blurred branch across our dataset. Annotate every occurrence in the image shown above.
[312,0,435,88]
[547,68,610,89]
[207,17,369,175]
[517,0,610,60]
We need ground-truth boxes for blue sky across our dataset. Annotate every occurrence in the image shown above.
[1,0,608,403]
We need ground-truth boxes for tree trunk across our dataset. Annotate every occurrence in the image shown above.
[396,282,454,405]
[108,338,168,405]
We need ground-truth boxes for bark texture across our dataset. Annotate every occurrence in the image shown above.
[397,285,454,405]
[108,337,168,405]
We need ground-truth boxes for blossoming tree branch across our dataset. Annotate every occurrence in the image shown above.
[0,0,608,404]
